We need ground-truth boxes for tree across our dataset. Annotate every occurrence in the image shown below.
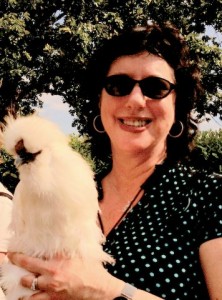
[0,0,221,125]
[70,130,222,176]
[191,129,222,174]
[2,127,222,193]
[69,134,94,169]
[0,0,221,188]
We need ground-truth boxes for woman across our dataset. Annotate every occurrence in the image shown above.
[8,22,222,299]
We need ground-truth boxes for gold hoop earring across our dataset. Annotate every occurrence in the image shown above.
[93,115,105,133]
[169,120,184,138]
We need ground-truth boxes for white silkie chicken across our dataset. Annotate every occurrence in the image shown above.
[0,114,113,300]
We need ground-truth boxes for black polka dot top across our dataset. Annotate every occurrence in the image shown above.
[97,161,222,299]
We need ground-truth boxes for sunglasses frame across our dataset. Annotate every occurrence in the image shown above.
[104,75,176,100]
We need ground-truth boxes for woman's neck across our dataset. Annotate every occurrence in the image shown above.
[109,147,166,190]
[99,147,166,236]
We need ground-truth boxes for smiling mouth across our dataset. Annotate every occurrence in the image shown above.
[119,119,152,127]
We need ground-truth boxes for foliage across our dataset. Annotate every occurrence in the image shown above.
[0,0,222,190]
[69,129,222,176]
[69,134,109,174]
[1,129,222,193]
[191,129,222,174]
[0,134,95,193]
[0,134,97,193]
[69,129,222,175]
[0,0,221,127]
[0,149,19,193]
[69,134,95,169]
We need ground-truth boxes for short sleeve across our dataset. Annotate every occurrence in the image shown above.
[194,174,222,243]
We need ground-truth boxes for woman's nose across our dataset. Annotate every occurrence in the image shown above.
[126,84,147,109]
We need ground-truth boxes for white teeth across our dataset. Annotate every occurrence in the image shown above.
[122,119,148,127]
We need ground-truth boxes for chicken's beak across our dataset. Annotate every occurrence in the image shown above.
[14,139,42,166]
[15,150,42,167]
[15,156,23,167]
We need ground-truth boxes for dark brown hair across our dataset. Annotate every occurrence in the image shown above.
[80,22,202,170]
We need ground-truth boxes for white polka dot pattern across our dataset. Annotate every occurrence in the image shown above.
[99,162,222,299]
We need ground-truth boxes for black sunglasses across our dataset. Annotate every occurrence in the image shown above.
[104,75,176,99]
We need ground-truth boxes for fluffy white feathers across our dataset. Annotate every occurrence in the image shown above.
[0,114,113,299]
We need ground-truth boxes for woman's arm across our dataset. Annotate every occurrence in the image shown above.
[8,253,163,300]
[199,237,222,300]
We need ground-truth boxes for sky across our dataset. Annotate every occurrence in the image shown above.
[37,94,76,134]
[37,25,222,135]
[37,93,222,135]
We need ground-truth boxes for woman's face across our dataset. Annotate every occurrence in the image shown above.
[100,51,176,156]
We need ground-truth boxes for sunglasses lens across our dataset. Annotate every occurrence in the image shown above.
[141,77,173,99]
[104,75,175,99]
[104,75,134,96]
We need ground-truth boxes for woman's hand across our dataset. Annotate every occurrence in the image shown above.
[8,252,124,300]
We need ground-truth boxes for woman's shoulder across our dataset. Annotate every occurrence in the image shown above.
[141,160,221,222]
[142,159,221,197]
[161,160,221,198]
[177,161,221,185]
[159,159,221,180]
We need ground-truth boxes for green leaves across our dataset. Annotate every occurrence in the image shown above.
[192,129,222,173]
[0,0,221,130]
[0,150,19,193]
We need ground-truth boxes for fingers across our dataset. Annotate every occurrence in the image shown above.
[19,275,51,300]
[19,292,50,300]
[21,273,63,294]
[21,274,49,292]
[31,277,39,291]
[7,253,73,300]
[7,252,58,275]
[19,273,68,300]
[8,252,43,274]
[20,274,37,293]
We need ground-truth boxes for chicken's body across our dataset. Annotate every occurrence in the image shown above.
[0,115,113,300]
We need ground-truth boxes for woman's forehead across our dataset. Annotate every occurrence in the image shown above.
[107,52,175,82]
